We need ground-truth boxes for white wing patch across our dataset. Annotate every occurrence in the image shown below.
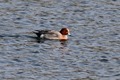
[40,34,44,38]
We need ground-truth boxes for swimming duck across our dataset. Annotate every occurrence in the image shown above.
[33,28,70,40]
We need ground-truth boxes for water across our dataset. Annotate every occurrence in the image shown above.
[0,0,120,80]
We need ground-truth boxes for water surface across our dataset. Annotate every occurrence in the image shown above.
[0,0,120,80]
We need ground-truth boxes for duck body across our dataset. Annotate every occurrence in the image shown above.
[33,28,70,40]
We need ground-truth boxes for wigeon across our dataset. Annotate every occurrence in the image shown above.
[33,28,70,40]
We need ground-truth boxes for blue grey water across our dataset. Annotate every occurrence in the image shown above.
[0,0,120,80]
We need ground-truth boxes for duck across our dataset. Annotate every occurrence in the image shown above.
[33,28,70,40]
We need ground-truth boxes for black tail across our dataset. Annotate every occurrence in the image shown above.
[33,30,50,38]
[33,30,41,37]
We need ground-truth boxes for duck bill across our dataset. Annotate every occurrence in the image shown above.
[68,33,71,36]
